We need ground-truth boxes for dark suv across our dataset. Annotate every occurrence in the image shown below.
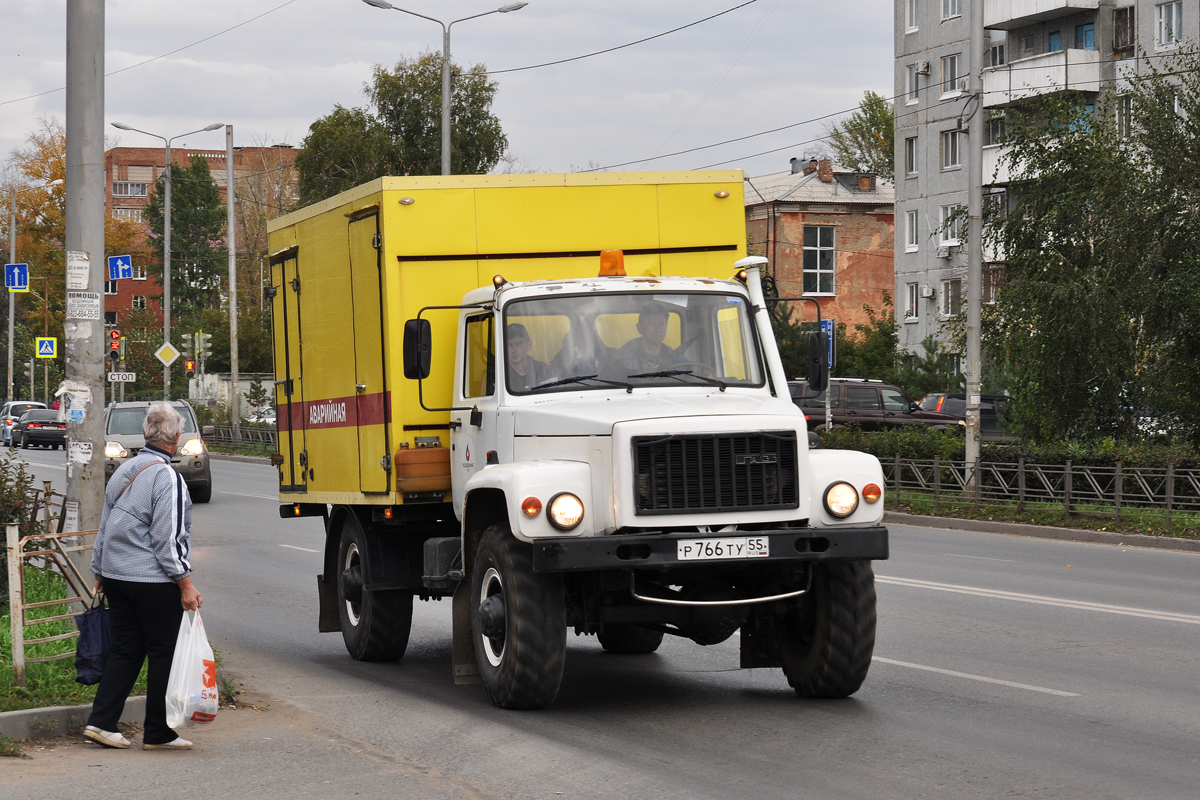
[918,393,1013,442]
[789,378,961,432]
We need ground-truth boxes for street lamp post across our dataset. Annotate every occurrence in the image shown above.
[110,122,223,399]
[361,0,528,176]
[7,178,63,403]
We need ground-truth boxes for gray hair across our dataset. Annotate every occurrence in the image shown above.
[143,402,185,445]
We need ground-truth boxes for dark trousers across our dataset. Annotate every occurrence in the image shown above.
[87,577,184,744]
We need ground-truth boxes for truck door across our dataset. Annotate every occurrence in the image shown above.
[450,311,498,516]
[270,249,306,492]
[348,212,390,493]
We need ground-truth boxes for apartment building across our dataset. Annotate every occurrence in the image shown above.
[893,0,1196,354]
[745,158,895,332]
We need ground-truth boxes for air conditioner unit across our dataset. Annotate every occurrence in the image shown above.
[936,245,952,259]
[958,77,970,92]
[916,60,931,75]
[920,285,936,298]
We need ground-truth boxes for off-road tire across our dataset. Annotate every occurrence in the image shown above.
[597,625,664,655]
[472,524,566,709]
[336,518,413,662]
[780,560,876,698]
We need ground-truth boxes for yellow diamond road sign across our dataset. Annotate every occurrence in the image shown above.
[155,342,181,367]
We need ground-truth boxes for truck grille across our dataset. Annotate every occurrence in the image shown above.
[632,431,799,515]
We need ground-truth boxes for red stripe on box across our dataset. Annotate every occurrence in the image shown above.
[277,392,391,432]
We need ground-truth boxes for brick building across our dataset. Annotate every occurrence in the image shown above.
[103,144,298,326]
[744,158,895,332]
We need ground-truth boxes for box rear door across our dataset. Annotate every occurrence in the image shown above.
[348,212,390,493]
[271,249,307,492]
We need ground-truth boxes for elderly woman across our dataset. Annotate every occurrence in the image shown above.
[84,402,202,751]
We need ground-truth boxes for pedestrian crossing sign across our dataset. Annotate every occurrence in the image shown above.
[36,337,57,358]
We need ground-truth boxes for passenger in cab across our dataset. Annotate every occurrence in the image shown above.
[506,323,553,392]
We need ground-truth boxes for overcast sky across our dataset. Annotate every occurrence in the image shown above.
[2,0,893,180]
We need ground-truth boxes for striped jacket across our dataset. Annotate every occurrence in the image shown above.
[91,444,193,583]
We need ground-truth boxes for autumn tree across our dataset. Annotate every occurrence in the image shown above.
[824,91,895,178]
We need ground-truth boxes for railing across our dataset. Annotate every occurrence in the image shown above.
[207,424,277,447]
[885,456,1200,522]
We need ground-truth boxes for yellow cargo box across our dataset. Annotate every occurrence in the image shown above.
[266,171,746,505]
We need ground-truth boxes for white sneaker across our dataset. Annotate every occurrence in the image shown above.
[143,736,193,750]
[84,725,131,749]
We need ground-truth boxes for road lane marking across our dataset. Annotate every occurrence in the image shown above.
[18,459,65,470]
[220,491,278,501]
[279,544,320,553]
[877,575,1200,625]
[872,657,1080,697]
[942,553,1015,562]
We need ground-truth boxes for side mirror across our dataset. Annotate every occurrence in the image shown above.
[807,331,828,393]
[403,319,432,380]
[202,425,215,436]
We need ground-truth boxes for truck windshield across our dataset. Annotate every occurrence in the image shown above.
[503,291,765,394]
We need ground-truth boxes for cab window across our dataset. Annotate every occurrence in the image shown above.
[463,313,495,398]
[846,387,881,410]
[881,389,912,411]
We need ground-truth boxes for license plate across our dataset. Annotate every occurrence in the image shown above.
[677,536,770,561]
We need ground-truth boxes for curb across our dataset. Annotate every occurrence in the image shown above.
[884,511,1200,553]
[209,452,271,466]
[0,695,145,740]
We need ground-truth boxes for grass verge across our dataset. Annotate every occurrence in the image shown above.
[0,734,24,757]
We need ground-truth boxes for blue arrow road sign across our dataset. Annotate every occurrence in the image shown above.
[820,318,835,368]
[36,337,57,358]
[108,254,133,281]
[5,263,29,292]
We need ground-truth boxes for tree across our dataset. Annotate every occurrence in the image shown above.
[298,53,507,205]
[144,155,227,320]
[825,91,894,178]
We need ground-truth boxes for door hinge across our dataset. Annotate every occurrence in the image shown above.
[291,276,301,293]
[381,455,392,472]
[371,232,382,250]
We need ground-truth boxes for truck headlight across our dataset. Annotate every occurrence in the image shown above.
[547,492,584,531]
[105,441,129,459]
[823,482,859,518]
[179,438,206,456]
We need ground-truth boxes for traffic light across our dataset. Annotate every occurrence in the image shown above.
[200,332,213,360]
[181,333,194,360]
[109,329,121,364]
[185,360,196,379]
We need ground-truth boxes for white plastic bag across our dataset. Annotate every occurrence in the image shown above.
[165,610,218,729]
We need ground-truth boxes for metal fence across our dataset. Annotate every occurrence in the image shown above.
[208,424,277,447]
[884,456,1200,520]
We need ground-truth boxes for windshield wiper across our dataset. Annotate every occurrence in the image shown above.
[531,374,634,392]
[626,369,728,392]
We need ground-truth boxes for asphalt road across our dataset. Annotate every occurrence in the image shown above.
[5,447,1199,799]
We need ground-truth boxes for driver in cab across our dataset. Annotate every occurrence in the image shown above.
[613,303,677,374]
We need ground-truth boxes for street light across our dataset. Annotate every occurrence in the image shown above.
[110,121,223,399]
[362,0,528,175]
[7,177,63,403]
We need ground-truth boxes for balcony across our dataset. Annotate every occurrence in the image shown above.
[981,145,1011,185]
[982,48,1101,108]
[985,0,1099,31]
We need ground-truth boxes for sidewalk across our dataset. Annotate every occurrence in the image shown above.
[885,511,1200,553]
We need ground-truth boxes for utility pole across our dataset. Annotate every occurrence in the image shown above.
[965,0,985,487]
[226,125,240,440]
[63,0,106,559]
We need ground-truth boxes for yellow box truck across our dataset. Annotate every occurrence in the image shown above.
[268,172,888,709]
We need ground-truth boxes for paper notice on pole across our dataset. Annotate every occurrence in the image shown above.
[66,251,90,290]
[68,440,93,465]
[63,501,79,534]
[66,291,102,320]
[58,380,91,424]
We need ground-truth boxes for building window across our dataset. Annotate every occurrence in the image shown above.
[802,225,836,295]
[906,64,919,105]
[985,189,1008,220]
[112,182,148,197]
[1019,35,1038,59]
[988,42,1006,67]
[1158,2,1183,48]
[941,278,962,316]
[1114,7,1135,50]
[941,130,962,169]
[905,283,919,319]
[104,311,117,325]
[905,209,920,252]
[112,207,144,223]
[132,296,147,310]
[983,264,1003,304]
[1116,95,1134,137]
[942,0,962,20]
[1048,30,1062,52]
[104,279,118,295]
[984,116,1006,146]
[940,204,963,245]
[1075,23,1095,50]
[905,136,919,176]
[906,0,919,31]
[941,54,962,97]
[133,264,147,280]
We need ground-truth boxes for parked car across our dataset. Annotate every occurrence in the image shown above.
[103,401,215,503]
[246,407,276,425]
[10,409,67,449]
[789,378,962,432]
[2,400,47,445]
[917,393,1014,442]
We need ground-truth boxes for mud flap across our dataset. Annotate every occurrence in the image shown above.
[452,578,480,684]
[317,574,342,633]
[740,605,783,669]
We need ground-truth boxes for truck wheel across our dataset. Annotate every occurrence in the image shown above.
[597,625,664,655]
[780,560,876,698]
[472,523,566,709]
[337,519,413,662]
